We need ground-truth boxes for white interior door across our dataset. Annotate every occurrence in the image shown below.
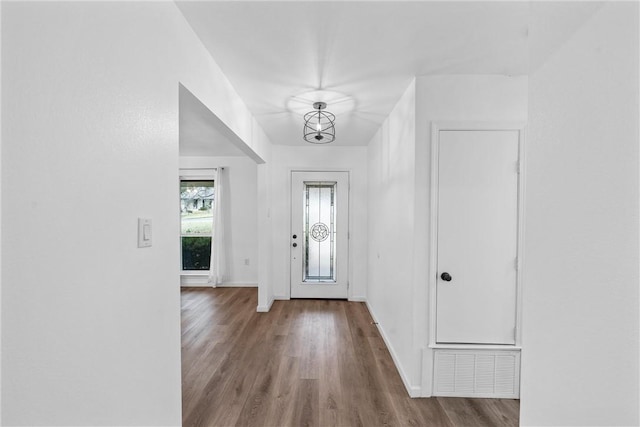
[290,171,349,299]
[436,130,520,344]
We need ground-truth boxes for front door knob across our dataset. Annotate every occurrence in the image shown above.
[292,242,298,248]
[440,272,452,281]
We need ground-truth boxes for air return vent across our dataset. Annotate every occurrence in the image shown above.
[433,349,520,398]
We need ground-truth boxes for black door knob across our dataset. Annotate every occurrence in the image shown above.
[292,234,297,239]
[292,242,298,247]
[440,272,452,282]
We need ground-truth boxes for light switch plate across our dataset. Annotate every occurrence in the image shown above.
[138,218,152,248]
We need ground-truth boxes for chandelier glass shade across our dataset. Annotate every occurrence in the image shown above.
[303,102,335,144]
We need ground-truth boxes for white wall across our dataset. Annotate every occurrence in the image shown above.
[367,76,527,396]
[366,80,418,394]
[416,75,528,124]
[257,161,274,311]
[1,2,270,425]
[521,2,639,425]
[180,156,258,286]
[269,145,368,301]
[415,75,528,394]
[0,2,3,421]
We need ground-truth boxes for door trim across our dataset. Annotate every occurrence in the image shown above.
[428,122,526,348]
[287,168,352,300]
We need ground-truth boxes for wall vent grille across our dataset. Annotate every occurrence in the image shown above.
[433,349,520,398]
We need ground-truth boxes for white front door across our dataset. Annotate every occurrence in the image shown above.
[290,171,349,299]
[436,130,520,344]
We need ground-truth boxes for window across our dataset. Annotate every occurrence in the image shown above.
[303,181,337,282]
[180,179,214,271]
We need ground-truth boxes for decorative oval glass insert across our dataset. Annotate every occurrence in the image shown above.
[310,222,330,242]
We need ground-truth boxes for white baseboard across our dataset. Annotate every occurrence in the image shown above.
[257,297,275,313]
[366,301,421,398]
[180,275,212,287]
[217,282,257,288]
[271,295,364,301]
[180,275,257,288]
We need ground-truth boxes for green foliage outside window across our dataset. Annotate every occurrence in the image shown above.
[181,236,212,270]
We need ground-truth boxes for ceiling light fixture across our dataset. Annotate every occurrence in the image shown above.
[303,102,335,144]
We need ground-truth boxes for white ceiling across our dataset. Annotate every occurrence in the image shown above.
[177,1,601,152]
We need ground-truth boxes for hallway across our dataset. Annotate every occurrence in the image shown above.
[181,288,519,426]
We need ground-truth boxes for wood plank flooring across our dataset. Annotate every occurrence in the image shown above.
[181,287,519,427]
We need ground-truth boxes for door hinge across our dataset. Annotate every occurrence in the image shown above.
[515,160,520,174]
[514,256,519,270]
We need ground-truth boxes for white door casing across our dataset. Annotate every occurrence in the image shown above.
[433,128,522,345]
[290,171,349,299]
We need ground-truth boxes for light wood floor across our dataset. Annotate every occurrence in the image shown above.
[181,287,519,427]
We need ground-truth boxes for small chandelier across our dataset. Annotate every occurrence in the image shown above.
[303,102,335,144]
